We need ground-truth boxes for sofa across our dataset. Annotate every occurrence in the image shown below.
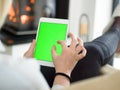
[62,65,120,90]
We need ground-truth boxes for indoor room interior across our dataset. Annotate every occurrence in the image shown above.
[0,0,120,69]
[0,0,120,90]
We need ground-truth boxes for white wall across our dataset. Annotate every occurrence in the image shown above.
[68,0,113,41]
[93,0,113,39]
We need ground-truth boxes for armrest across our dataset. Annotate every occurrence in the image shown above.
[100,64,119,75]
[61,65,120,90]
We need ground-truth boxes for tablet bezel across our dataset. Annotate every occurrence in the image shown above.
[34,17,69,67]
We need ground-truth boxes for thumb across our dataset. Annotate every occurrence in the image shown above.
[28,39,36,52]
[51,45,57,59]
[24,39,36,58]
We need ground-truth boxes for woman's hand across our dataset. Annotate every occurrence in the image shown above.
[52,32,87,87]
[24,40,36,58]
[24,33,87,87]
[52,32,87,76]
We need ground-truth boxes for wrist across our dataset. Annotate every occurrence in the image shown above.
[53,74,71,87]
[55,68,71,77]
[56,70,71,77]
[55,72,71,82]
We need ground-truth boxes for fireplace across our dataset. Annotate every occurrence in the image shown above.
[0,0,69,45]
[3,0,36,35]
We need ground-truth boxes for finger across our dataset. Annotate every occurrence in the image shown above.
[51,45,57,59]
[75,44,83,54]
[28,39,36,52]
[24,39,36,57]
[77,37,83,46]
[75,38,83,53]
[77,47,87,60]
[69,32,77,49]
[57,40,66,49]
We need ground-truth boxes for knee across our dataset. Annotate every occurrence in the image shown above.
[85,42,102,56]
[85,42,103,64]
[85,42,110,65]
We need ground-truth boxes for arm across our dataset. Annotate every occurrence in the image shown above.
[51,32,86,88]
[24,32,87,89]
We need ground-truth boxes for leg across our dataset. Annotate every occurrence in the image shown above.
[41,27,120,87]
[71,27,120,82]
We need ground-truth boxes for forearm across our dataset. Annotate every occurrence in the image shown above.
[53,75,70,87]
[51,75,70,90]
[51,33,86,89]
[51,84,64,90]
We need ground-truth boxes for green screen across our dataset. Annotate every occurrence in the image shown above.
[34,22,68,62]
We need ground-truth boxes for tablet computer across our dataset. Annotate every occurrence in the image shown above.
[34,17,69,67]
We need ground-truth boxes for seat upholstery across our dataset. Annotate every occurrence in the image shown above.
[62,65,120,90]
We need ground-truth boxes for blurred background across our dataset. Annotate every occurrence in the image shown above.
[0,0,120,69]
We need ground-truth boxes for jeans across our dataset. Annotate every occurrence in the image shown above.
[41,27,120,87]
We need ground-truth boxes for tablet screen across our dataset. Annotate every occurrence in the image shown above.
[34,21,68,62]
